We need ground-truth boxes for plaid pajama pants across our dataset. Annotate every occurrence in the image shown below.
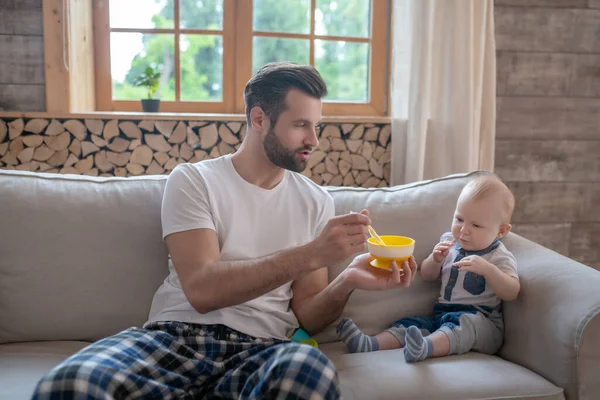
[31,321,341,400]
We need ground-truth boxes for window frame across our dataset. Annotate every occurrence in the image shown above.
[92,0,390,116]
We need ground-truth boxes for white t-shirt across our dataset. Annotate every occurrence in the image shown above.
[144,154,335,340]
[437,232,519,309]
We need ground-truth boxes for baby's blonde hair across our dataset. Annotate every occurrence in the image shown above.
[461,174,515,224]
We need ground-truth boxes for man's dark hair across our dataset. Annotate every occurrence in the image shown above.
[244,62,328,127]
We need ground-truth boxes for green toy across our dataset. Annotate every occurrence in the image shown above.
[290,328,319,348]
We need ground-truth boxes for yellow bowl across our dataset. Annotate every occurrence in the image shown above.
[368,235,415,271]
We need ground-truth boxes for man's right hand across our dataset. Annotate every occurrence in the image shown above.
[308,210,371,269]
[432,240,454,263]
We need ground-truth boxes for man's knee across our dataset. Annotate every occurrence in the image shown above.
[33,361,95,399]
[269,343,340,399]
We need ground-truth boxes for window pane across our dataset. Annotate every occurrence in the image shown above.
[109,0,173,29]
[253,0,310,34]
[180,35,223,101]
[253,37,309,73]
[111,33,175,101]
[180,0,223,30]
[315,0,370,38]
[315,40,369,102]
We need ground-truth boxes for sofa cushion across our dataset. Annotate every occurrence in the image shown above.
[320,341,564,400]
[0,170,170,344]
[0,341,91,400]
[1,340,565,400]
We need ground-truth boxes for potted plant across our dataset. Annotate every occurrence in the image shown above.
[134,65,161,112]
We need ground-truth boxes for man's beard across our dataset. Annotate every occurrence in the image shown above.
[263,127,311,173]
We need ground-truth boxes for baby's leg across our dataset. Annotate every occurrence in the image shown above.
[386,315,434,348]
[336,317,381,353]
[403,327,450,362]
[439,311,503,356]
[403,310,501,362]
[336,315,433,353]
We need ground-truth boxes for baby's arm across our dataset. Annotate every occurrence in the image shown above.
[484,266,520,302]
[420,256,443,281]
[420,241,454,281]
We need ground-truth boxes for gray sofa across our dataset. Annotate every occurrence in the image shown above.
[1,169,599,400]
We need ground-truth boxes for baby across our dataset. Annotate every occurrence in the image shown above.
[336,174,520,362]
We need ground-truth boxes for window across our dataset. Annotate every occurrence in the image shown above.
[94,0,389,115]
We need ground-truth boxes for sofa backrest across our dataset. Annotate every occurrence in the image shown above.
[0,168,485,344]
[0,171,169,344]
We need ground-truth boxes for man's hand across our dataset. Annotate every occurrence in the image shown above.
[432,240,454,263]
[344,253,418,291]
[453,255,495,277]
[308,210,371,269]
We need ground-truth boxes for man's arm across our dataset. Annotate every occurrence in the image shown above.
[289,268,351,335]
[167,213,371,314]
[291,254,419,335]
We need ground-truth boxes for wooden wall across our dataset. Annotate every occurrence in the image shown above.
[0,0,46,111]
[494,0,600,270]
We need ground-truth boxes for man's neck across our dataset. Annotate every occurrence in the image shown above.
[231,140,286,190]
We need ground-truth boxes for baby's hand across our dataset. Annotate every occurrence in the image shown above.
[453,255,494,277]
[432,241,454,263]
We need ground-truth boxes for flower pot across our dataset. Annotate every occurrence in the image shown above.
[141,99,160,113]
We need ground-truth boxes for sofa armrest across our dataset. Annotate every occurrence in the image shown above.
[499,233,600,400]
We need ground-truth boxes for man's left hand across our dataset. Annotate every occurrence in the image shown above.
[344,253,417,291]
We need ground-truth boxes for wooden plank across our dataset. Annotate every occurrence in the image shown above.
[497,52,600,97]
[309,0,315,65]
[495,7,600,53]
[234,0,253,114]
[496,52,509,96]
[496,97,600,139]
[511,223,571,256]
[0,84,45,112]
[252,30,370,43]
[590,0,600,8]
[93,0,111,111]
[43,0,70,113]
[570,223,600,267]
[43,0,95,113]
[222,0,236,113]
[369,0,389,116]
[174,0,181,101]
[496,52,574,96]
[506,182,600,223]
[0,0,43,35]
[572,9,600,53]
[496,140,600,182]
[0,35,45,84]
[68,0,96,112]
[570,54,600,97]
[494,0,587,7]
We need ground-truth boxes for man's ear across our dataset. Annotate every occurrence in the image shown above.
[249,106,268,132]
[497,223,512,239]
